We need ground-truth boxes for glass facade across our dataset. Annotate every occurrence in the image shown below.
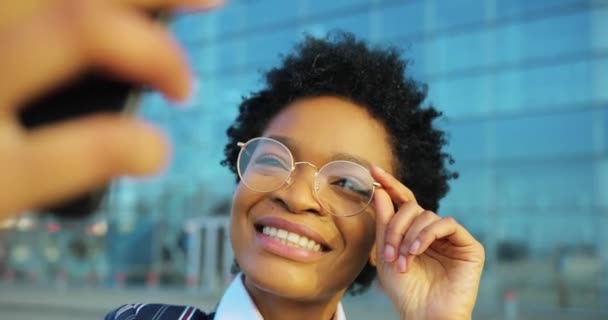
[1,0,607,318]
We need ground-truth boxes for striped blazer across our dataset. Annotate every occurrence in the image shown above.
[104,303,214,320]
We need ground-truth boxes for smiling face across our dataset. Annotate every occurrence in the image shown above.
[230,96,395,301]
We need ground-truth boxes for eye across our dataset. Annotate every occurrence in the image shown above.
[329,176,372,199]
[253,153,290,170]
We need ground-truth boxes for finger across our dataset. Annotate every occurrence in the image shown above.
[372,188,394,265]
[370,166,417,206]
[398,211,440,258]
[0,0,224,32]
[0,114,169,216]
[395,211,439,273]
[1,0,191,108]
[410,217,478,255]
[110,0,225,11]
[0,0,52,31]
[382,201,424,262]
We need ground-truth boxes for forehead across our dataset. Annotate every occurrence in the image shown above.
[262,96,395,172]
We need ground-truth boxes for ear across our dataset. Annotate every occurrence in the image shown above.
[369,243,378,267]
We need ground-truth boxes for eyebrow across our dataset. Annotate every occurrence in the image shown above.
[266,135,373,169]
[330,153,372,169]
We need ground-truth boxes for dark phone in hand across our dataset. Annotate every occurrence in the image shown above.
[16,11,169,219]
[19,73,138,219]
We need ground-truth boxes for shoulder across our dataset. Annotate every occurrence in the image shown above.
[104,303,215,320]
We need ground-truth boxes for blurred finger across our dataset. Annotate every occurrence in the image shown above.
[0,0,51,31]
[0,0,224,32]
[1,0,191,108]
[110,0,225,11]
[0,114,169,215]
[383,201,424,263]
[370,166,417,206]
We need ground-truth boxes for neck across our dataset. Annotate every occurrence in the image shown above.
[243,276,345,320]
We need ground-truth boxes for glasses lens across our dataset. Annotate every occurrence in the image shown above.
[316,161,375,216]
[237,138,293,192]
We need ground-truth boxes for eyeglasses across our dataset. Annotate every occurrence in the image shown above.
[236,137,380,217]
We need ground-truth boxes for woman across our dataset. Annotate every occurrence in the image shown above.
[106,32,485,320]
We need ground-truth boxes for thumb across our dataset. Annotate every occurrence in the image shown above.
[0,114,169,216]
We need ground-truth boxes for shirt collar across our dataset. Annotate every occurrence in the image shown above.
[214,273,346,320]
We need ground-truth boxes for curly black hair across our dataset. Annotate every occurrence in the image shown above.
[221,31,457,295]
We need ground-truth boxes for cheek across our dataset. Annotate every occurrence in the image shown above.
[230,184,258,246]
[329,213,376,288]
[338,213,376,259]
[230,183,261,270]
[231,183,257,214]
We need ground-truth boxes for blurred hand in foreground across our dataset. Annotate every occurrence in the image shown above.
[0,0,224,218]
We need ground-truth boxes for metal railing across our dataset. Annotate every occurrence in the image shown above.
[183,216,233,294]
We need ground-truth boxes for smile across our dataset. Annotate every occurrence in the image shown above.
[261,226,322,252]
[253,216,331,262]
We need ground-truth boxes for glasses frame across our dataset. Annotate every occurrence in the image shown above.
[236,137,381,217]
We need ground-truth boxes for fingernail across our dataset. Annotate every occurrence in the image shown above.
[409,239,421,254]
[384,244,395,262]
[397,255,407,273]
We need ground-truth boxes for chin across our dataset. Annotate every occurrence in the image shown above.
[238,252,342,301]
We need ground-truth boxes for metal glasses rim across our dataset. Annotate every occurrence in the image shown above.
[236,137,380,216]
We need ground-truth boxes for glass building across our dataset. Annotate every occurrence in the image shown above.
[1,0,607,318]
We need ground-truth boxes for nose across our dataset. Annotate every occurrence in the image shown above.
[270,163,324,216]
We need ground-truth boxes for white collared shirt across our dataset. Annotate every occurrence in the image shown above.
[214,273,347,320]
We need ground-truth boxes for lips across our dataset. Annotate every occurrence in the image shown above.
[254,216,331,252]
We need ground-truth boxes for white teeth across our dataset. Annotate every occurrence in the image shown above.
[261,226,322,252]
[298,237,308,247]
[277,229,288,239]
[287,232,299,243]
[307,241,315,250]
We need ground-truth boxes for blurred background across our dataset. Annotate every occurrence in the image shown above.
[1,0,607,319]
